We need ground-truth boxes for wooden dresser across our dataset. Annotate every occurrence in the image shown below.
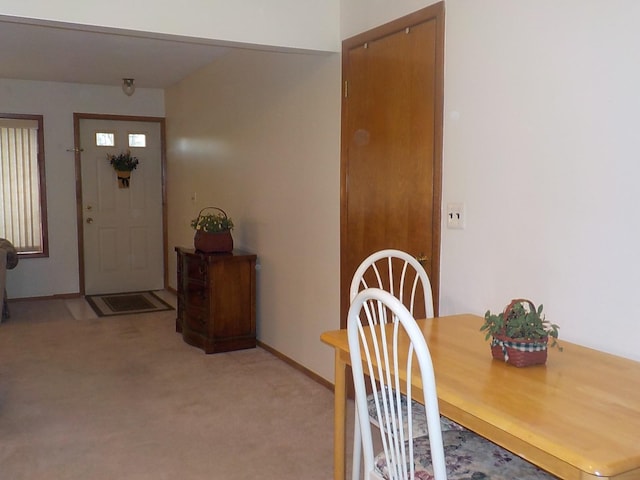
[175,247,257,354]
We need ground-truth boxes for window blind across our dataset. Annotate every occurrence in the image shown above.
[0,121,43,253]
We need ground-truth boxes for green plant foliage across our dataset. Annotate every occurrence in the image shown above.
[108,150,139,171]
[481,300,562,351]
[190,212,234,233]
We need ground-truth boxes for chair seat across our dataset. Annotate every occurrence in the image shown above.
[367,390,465,438]
[374,430,556,480]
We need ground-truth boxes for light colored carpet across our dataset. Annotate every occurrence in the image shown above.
[0,295,354,480]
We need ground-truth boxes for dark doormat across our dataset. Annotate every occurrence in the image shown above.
[85,291,174,317]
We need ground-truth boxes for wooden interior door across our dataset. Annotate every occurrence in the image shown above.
[340,3,445,326]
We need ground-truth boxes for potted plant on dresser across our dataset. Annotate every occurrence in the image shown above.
[190,207,234,253]
[481,298,562,367]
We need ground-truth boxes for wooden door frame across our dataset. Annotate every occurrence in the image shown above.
[73,113,168,295]
[340,2,445,326]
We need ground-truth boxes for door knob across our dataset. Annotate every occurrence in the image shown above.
[86,217,94,224]
[416,254,429,265]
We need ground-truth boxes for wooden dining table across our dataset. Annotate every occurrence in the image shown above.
[320,314,640,480]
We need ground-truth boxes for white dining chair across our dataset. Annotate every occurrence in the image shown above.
[350,249,463,479]
[348,288,556,480]
[350,249,434,320]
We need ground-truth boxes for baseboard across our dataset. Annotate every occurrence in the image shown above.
[10,288,175,303]
[8,292,83,302]
[257,340,334,392]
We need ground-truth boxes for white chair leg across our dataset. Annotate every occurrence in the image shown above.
[352,408,362,480]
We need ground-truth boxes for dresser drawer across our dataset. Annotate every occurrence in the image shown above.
[184,305,208,334]
[185,257,208,282]
[184,281,208,309]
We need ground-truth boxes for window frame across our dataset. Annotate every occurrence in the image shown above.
[0,112,49,258]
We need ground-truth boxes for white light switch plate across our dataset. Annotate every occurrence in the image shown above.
[446,203,465,229]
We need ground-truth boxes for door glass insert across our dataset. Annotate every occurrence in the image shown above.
[95,132,115,146]
[128,133,146,148]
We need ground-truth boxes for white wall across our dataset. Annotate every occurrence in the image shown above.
[341,0,439,39]
[343,0,640,362]
[165,49,341,380]
[441,0,640,362]
[0,79,164,298]
[0,0,340,52]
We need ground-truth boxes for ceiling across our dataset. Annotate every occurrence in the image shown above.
[0,16,234,89]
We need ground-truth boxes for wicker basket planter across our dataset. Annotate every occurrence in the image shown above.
[194,229,233,253]
[482,298,560,368]
[490,333,548,367]
[191,207,234,253]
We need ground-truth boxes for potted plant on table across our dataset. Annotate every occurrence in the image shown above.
[190,207,234,253]
[108,150,139,188]
[481,298,562,367]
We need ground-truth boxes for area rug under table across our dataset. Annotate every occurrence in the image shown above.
[85,291,174,317]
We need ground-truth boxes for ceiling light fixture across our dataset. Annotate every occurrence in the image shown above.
[122,78,136,96]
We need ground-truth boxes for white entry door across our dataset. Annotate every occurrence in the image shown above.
[80,118,164,295]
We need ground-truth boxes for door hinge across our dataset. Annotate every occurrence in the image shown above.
[344,80,348,98]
